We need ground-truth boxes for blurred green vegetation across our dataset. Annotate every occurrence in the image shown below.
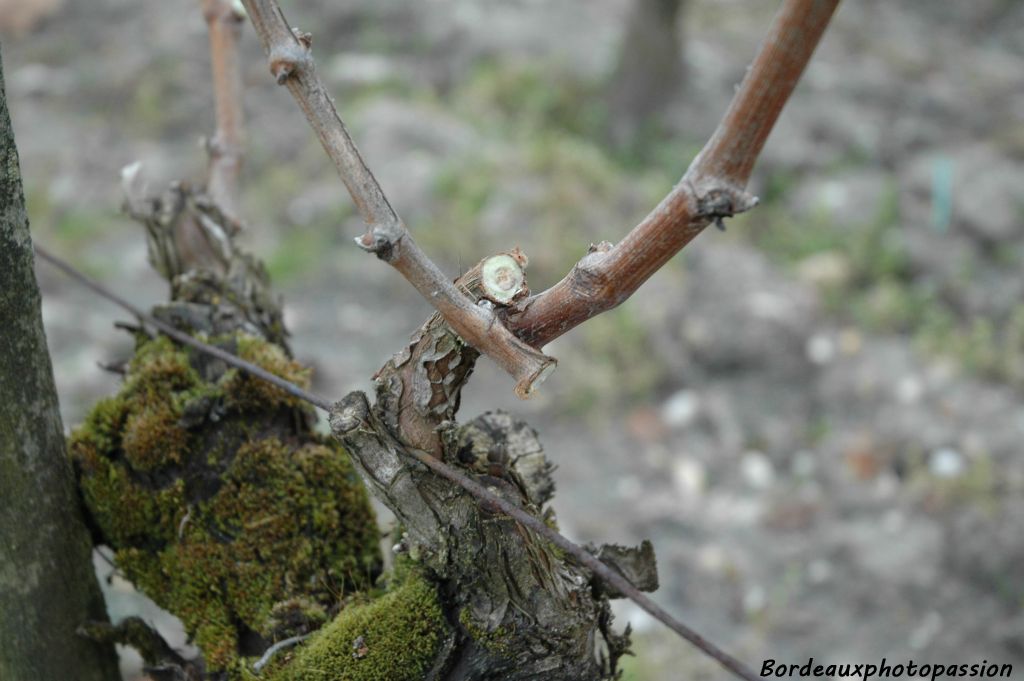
[454,60,607,139]
[125,55,191,138]
[557,306,665,417]
[67,41,1023,398]
[27,188,107,244]
[619,628,724,681]
[26,187,124,278]
[740,166,1024,390]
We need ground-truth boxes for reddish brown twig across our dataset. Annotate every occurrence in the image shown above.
[34,243,759,681]
[238,0,555,397]
[508,0,839,348]
[202,0,246,225]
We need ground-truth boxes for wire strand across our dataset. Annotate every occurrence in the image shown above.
[33,243,759,681]
[34,245,332,411]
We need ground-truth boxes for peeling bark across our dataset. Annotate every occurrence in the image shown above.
[373,250,530,458]
[0,49,120,681]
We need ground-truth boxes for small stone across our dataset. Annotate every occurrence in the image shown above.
[696,545,729,573]
[740,451,775,490]
[844,436,881,481]
[743,585,766,615]
[882,509,904,533]
[661,390,700,428]
[896,375,924,404]
[929,447,965,478]
[838,328,863,355]
[796,251,853,290]
[807,559,832,585]
[791,450,817,478]
[672,457,706,497]
[327,53,401,87]
[626,406,667,443]
[351,635,369,659]
[615,475,642,499]
[908,611,943,651]
[805,333,836,365]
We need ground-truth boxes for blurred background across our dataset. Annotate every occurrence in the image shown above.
[4,0,1024,678]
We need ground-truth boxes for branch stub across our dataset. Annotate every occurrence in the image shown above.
[480,253,528,305]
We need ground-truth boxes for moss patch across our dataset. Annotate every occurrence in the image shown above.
[268,571,447,681]
[69,333,381,675]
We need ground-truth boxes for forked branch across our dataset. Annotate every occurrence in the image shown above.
[202,0,246,225]
[238,0,555,397]
[507,0,840,348]
[240,0,836,392]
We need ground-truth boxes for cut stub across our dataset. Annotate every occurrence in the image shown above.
[477,248,529,306]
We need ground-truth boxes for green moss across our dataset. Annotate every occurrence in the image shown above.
[125,336,201,406]
[121,401,189,471]
[77,457,185,546]
[270,572,446,681]
[220,335,312,411]
[69,332,381,676]
[76,396,129,457]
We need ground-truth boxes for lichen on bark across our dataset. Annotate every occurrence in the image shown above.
[0,49,120,681]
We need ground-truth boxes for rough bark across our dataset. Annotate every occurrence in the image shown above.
[0,48,120,681]
[331,397,640,680]
[372,250,529,458]
[40,237,688,678]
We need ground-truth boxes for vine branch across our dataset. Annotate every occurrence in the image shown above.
[238,0,555,398]
[507,0,840,348]
[202,0,246,226]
